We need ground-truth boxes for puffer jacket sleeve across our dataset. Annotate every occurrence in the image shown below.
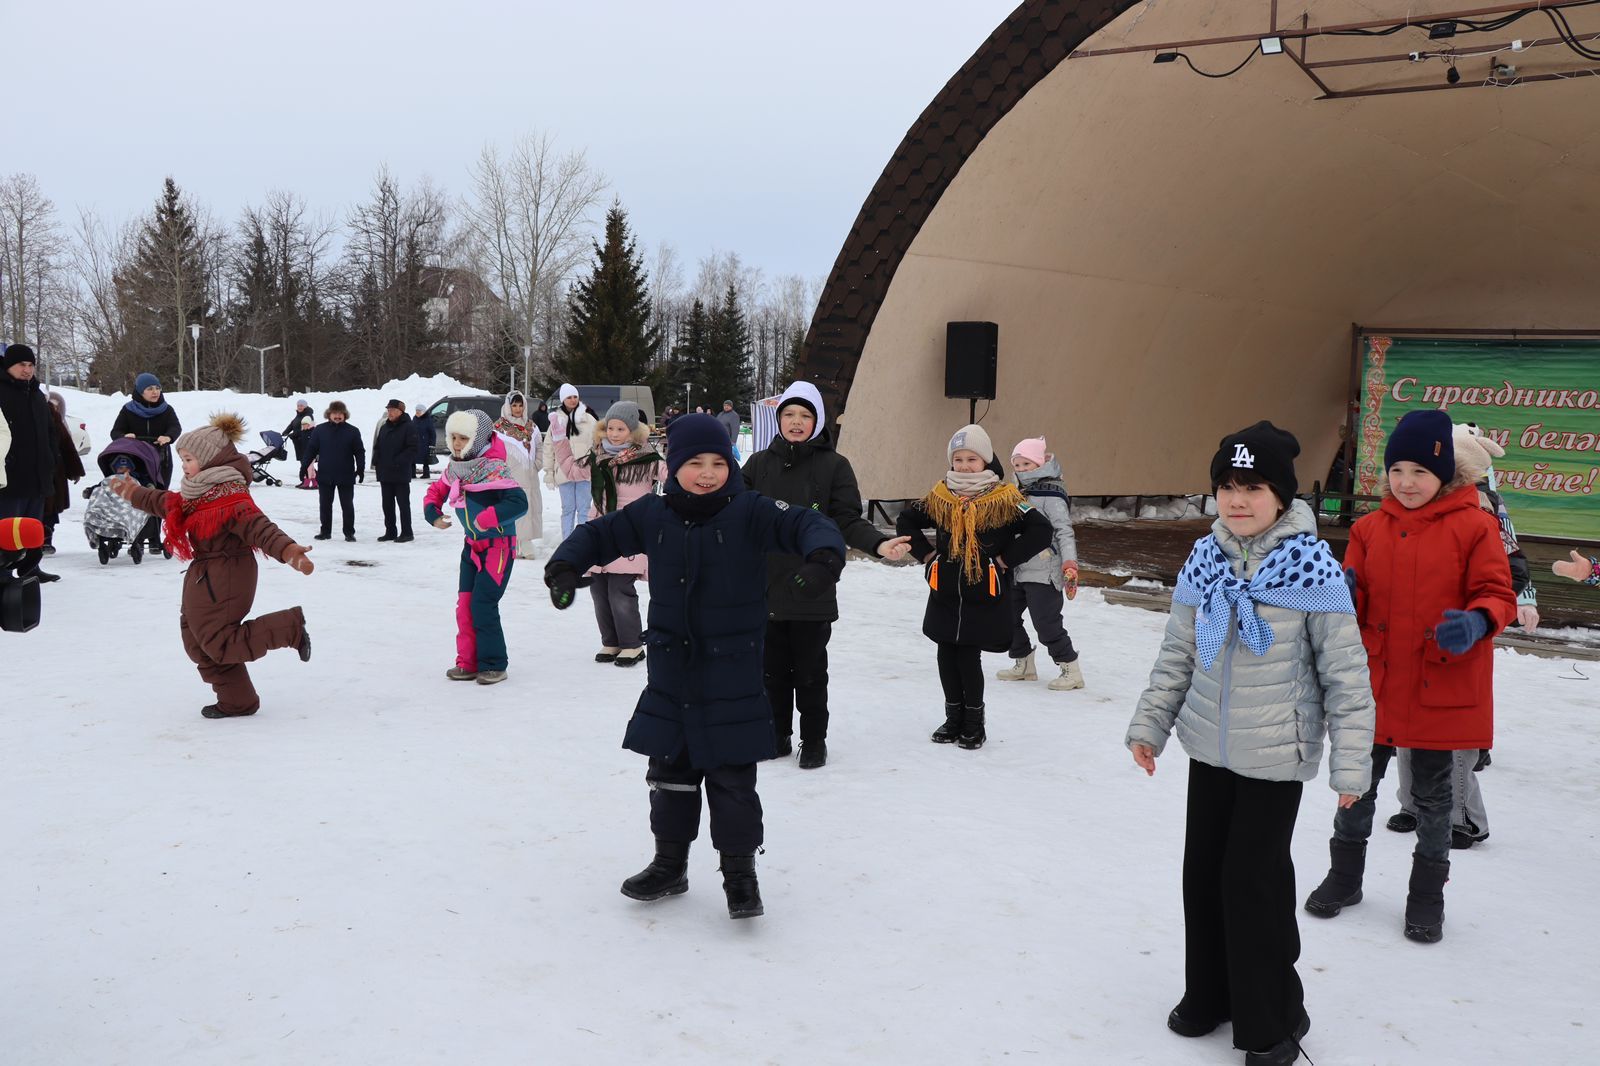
[1040,493,1077,562]
[1462,512,1518,635]
[826,454,888,556]
[238,511,297,563]
[895,500,936,563]
[550,496,649,574]
[1304,611,1376,795]
[999,507,1053,569]
[126,484,174,518]
[1125,602,1199,755]
[751,493,848,560]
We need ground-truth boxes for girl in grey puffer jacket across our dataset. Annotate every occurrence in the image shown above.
[1124,420,1374,1065]
[997,437,1084,690]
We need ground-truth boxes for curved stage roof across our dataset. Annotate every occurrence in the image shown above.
[800,0,1600,498]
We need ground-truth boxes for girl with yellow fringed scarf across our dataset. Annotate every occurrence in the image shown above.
[896,424,1052,750]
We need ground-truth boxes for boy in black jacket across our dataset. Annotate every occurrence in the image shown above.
[546,414,846,919]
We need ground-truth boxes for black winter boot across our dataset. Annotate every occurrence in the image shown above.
[957,703,986,750]
[1386,810,1418,833]
[1243,1009,1310,1065]
[931,702,963,744]
[1404,856,1450,943]
[1165,995,1227,1037]
[620,840,690,901]
[719,853,764,919]
[797,739,827,769]
[1304,837,1366,918]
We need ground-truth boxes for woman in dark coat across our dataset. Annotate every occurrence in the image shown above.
[41,392,87,553]
[110,372,182,487]
[897,423,1052,750]
[413,405,436,478]
[283,400,314,464]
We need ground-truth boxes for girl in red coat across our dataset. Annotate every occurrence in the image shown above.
[1305,409,1515,943]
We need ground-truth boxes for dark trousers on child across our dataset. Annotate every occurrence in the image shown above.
[1007,581,1078,662]
[646,750,763,854]
[764,619,831,742]
[318,482,355,537]
[590,573,642,649]
[1182,759,1305,1052]
[936,642,984,706]
[1336,744,1453,862]
[379,479,412,537]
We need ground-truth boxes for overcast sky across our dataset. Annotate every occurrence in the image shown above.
[9,0,1018,283]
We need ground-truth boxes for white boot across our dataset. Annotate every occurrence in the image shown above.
[996,652,1037,681]
[1049,660,1085,691]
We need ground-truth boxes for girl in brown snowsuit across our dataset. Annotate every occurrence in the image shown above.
[112,413,315,719]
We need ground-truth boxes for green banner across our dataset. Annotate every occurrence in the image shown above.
[1357,334,1599,541]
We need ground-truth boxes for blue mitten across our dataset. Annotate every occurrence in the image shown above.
[1436,609,1489,655]
[1343,567,1358,595]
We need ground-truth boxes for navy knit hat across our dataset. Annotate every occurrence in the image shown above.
[665,413,737,481]
[134,372,161,392]
[1385,409,1454,484]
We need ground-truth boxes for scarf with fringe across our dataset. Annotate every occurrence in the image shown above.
[494,416,533,446]
[585,446,659,514]
[920,481,1028,584]
[163,480,261,561]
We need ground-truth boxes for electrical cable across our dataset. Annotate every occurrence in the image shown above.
[1177,45,1260,78]
[1547,7,1600,60]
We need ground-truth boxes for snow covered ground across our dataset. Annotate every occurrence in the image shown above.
[4,385,1598,1064]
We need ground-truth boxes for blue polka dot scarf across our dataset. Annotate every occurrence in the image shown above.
[1173,533,1353,671]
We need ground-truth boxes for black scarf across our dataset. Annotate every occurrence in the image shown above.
[665,490,736,522]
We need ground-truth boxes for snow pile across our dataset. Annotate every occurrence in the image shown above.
[1073,495,1211,523]
[2,479,1596,1063]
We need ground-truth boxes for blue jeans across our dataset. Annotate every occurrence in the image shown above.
[1335,744,1453,862]
[558,479,585,540]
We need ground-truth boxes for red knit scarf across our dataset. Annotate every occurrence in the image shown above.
[162,481,262,561]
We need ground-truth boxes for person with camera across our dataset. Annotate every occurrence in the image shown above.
[0,344,59,582]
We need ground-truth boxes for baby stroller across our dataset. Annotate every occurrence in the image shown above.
[249,430,289,486]
[82,439,169,565]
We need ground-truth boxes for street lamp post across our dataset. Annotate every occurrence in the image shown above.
[243,343,282,394]
[188,323,201,390]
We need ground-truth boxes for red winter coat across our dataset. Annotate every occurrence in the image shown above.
[1344,482,1516,750]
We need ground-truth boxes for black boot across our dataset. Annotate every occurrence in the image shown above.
[1244,1009,1310,1066]
[620,840,690,901]
[957,703,986,750]
[797,739,827,769]
[1305,837,1366,917]
[1404,856,1450,943]
[719,853,764,919]
[931,702,962,744]
[1386,810,1418,833]
[1166,995,1227,1038]
[771,734,793,759]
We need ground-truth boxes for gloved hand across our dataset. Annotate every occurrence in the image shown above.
[791,550,842,600]
[1436,608,1490,655]
[476,506,499,529]
[1343,567,1358,595]
[547,564,580,610]
[283,544,315,575]
[1063,561,1080,601]
[357,469,365,484]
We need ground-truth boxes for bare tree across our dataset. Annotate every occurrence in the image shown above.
[460,132,606,386]
[0,173,68,373]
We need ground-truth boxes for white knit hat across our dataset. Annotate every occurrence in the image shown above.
[948,423,994,466]
[558,383,579,403]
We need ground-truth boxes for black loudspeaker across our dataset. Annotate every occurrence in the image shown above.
[945,321,998,400]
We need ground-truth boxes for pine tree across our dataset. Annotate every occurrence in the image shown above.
[116,178,209,387]
[553,202,658,385]
[658,297,710,405]
[701,282,754,408]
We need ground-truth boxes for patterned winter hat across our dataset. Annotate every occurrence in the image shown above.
[445,408,495,459]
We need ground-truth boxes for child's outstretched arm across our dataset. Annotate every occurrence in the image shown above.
[238,510,313,573]
[753,494,847,562]
[546,502,647,588]
[110,474,170,517]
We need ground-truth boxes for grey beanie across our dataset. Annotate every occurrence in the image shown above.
[603,400,642,431]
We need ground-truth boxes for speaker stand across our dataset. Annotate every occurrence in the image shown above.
[969,398,977,425]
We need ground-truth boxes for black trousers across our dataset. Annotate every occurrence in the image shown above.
[764,619,832,742]
[1182,759,1304,1052]
[936,642,984,707]
[318,482,355,536]
[646,750,763,854]
[380,479,412,537]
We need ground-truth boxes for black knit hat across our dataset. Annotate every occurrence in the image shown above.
[3,343,37,370]
[666,413,738,483]
[1384,409,1454,484]
[1210,420,1300,506]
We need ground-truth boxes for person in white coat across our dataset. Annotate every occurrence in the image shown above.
[494,391,544,559]
[543,383,597,541]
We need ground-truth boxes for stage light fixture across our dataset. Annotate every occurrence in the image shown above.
[1429,21,1458,40]
[1260,37,1284,55]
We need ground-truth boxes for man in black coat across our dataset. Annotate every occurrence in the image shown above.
[283,399,313,464]
[742,382,911,766]
[0,344,59,580]
[301,399,364,541]
[371,399,415,541]
[413,404,435,479]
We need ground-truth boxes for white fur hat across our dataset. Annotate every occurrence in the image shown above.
[446,409,495,459]
[1453,423,1504,481]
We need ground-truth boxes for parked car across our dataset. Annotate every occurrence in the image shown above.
[544,385,655,428]
[419,393,504,457]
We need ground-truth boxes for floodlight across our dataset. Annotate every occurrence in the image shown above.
[1260,37,1284,55]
